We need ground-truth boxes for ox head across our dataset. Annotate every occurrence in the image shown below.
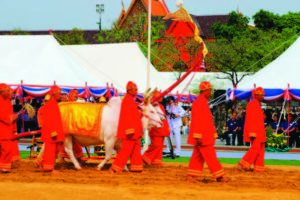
[139,88,163,130]
[152,102,166,121]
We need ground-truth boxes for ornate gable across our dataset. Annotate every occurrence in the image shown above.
[117,0,169,28]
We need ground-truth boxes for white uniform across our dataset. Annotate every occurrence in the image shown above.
[166,103,185,156]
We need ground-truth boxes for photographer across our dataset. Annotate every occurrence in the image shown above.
[166,96,186,157]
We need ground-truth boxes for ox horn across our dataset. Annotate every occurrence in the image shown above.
[149,87,158,98]
[144,88,152,105]
[146,88,158,104]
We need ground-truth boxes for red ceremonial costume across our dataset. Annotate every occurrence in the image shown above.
[0,89,14,172]
[239,87,266,172]
[187,82,225,179]
[40,87,64,171]
[11,124,21,162]
[143,102,170,166]
[110,82,143,173]
[60,89,84,160]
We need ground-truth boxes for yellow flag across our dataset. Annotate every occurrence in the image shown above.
[164,6,208,57]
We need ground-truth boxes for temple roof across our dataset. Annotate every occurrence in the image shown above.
[191,15,229,38]
[143,0,169,16]
[117,0,169,27]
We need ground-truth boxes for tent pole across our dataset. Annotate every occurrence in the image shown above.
[287,99,290,147]
[146,0,152,90]
[21,80,25,133]
[287,84,290,147]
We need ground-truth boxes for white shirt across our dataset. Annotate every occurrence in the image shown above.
[166,103,186,128]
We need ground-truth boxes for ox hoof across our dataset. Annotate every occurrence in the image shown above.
[123,167,129,172]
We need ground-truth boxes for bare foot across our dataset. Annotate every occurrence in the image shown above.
[237,164,247,172]
[109,168,118,175]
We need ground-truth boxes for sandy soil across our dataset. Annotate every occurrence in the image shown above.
[0,160,299,200]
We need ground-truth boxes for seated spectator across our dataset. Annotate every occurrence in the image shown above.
[271,113,280,132]
[264,112,272,129]
[224,112,239,146]
[237,112,245,146]
[281,114,299,147]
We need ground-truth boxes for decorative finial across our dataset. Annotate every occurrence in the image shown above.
[176,0,184,8]
[121,0,125,11]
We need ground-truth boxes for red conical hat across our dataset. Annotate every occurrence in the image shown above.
[126,81,137,90]
[199,81,212,91]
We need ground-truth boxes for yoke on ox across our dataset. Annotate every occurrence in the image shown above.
[58,96,164,170]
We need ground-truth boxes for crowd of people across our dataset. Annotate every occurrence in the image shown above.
[220,108,300,148]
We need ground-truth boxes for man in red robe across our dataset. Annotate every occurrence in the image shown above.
[187,81,228,182]
[0,83,18,173]
[11,87,21,163]
[60,89,84,161]
[238,87,265,172]
[38,86,64,172]
[143,91,170,166]
[110,81,143,173]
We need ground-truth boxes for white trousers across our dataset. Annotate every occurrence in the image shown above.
[166,126,181,156]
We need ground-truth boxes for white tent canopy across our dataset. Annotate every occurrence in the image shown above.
[238,37,300,90]
[0,35,105,86]
[158,72,249,92]
[63,43,237,93]
[0,35,240,94]
[63,43,168,92]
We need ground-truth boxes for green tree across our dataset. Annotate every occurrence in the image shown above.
[56,28,87,45]
[212,11,250,40]
[253,10,300,33]
[145,35,180,71]
[276,12,300,33]
[98,14,165,44]
[207,24,298,87]
[11,29,29,35]
[253,10,279,31]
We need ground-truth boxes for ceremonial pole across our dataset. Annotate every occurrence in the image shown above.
[144,0,152,151]
[146,0,152,90]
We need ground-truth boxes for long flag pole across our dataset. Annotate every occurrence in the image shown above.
[146,0,152,90]
[144,0,152,151]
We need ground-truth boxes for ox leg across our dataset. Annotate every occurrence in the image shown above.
[97,136,115,170]
[143,129,150,152]
[64,135,81,170]
[36,144,44,163]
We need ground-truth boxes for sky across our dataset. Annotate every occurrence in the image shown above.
[0,0,300,31]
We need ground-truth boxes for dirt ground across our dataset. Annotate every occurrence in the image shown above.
[0,160,299,200]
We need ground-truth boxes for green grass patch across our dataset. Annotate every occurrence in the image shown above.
[20,151,30,159]
[163,157,300,166]
[21,151,300,166]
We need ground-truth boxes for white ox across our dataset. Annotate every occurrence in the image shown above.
[59,96,164,170]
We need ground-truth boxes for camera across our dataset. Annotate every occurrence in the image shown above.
[166,110,176,119]
[170,113,177,119]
